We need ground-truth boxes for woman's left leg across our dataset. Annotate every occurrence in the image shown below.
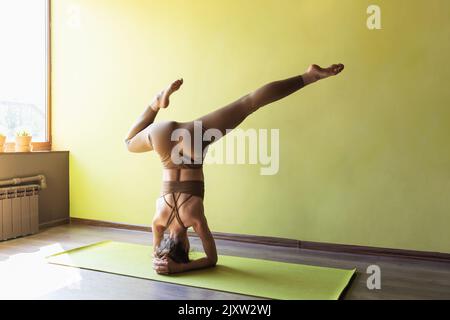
[196,64,345,137]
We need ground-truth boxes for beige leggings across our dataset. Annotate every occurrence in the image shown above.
[125,74,306,160]
[197,75,304,135]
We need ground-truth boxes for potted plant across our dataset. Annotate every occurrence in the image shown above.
[0,133,5,153]
[15,131,33,152]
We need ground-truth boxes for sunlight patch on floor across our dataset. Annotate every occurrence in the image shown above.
[0,243,82,300]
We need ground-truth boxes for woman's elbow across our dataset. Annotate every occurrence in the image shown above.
[209,255,218,267]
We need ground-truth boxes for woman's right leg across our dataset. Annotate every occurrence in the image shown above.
[197,64,344,136]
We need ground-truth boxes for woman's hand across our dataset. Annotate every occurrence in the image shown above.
[153,256,184,275]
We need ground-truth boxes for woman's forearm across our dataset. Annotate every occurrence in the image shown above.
[182,257,217,273]
[152,223,164,254]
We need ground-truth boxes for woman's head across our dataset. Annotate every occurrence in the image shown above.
[156,234,190,264]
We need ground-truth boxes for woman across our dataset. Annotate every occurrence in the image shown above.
[125,63,345,274]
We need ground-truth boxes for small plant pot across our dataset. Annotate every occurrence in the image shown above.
[0,135,6,153]
[15,136,33,153]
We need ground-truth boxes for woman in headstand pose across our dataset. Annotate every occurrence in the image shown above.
[125,63,345,275]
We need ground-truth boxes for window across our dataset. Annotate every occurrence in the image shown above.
[0,0,50,151]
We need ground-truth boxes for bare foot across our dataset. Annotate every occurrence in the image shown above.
[153,79,184,110]
[303,64,345,85]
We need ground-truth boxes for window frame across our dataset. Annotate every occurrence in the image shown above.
[4,0,52,152]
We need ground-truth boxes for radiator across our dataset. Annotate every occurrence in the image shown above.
[0,185,40,241]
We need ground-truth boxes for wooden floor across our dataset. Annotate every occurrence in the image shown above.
[0,224,449,300]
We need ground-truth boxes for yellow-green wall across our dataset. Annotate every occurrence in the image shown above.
[52,0,450,253]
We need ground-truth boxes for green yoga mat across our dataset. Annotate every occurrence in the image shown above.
[47,241,355,300]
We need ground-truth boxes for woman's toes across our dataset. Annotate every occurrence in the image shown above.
[330,63,345,75]
[172,79,183,90]
[306,63,344,82]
